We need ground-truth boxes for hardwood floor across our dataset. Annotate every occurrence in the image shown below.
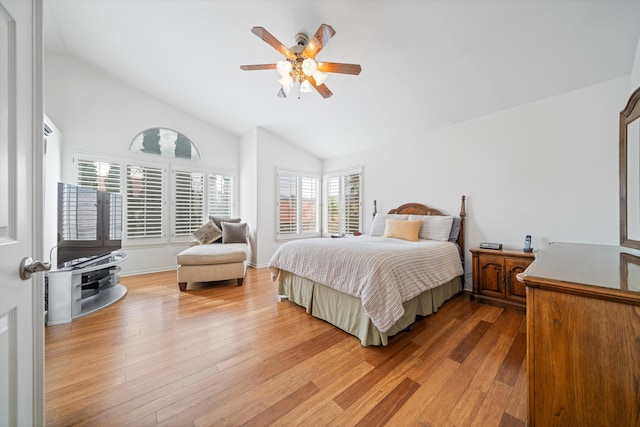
[45,268,527,426]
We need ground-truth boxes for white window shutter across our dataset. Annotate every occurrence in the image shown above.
[126,164,164,239]
[323,168,362,236]
[208,174,234,218]
[342,172,361,235]
[326,176,340,234]
[107,192,123,241]
[173,170,204,237]
[278,174,298,235]
[77,159,121,193]
[300,176,318,233]
[277,171,320,238]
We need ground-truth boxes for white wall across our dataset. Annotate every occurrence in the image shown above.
[632,35,640,89]
[45,53,240,275]
[239,129,258,265]
[324,76,630,289]
[254,127,322,266]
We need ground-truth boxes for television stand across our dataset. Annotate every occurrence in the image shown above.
[46,251,127,325]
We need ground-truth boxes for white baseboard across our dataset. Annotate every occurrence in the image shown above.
[121,263,270,277]
[120,266,177,277]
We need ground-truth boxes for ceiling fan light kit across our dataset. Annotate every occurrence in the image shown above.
[276,60,292,76]
[240,23,362,99]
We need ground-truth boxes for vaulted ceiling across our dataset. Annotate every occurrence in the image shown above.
[44,0,640,159]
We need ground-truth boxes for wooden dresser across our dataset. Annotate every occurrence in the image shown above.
[470,248,535,312]
[517,242,640,426]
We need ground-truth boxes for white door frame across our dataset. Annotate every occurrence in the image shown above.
[32,1,46,424]
[0,0,45,425]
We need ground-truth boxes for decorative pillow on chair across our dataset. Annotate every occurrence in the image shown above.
[192,220,222,244]
[221,222,248,244]
[209,216,241,242]
[382,219,422,242]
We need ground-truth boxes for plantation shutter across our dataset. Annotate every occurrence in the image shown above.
[277,171,320,238]
[76,159,121,193]
[278,174,297,235]
[323,168,362,236]
[326,176,340,234]
[76,158,123,242]
[301,177,318,232]
[342,171,361,235]
[126,164,164,239]
[107,192,123,241]
[173,170,204,237]
[208,174,234,218]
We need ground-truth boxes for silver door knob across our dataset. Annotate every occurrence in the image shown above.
[19,257,51,280]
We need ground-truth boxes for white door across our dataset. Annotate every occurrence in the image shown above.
[0,0,45,426]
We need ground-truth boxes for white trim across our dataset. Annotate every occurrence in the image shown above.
[323,166,363,177]
[276,168,321,180]
[31,1,45,424]
[0,1,16,246]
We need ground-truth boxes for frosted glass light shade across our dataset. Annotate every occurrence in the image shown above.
[276,60,292,76]
[300,79,313,93]
[278,75,293,87]
[312,71,327,85]
[301,58,317,76]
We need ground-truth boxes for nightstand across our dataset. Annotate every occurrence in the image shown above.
[470,247,535,312]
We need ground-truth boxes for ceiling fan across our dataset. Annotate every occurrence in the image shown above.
[240,24,362,99]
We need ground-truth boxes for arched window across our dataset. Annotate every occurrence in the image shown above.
[129,127,201,161]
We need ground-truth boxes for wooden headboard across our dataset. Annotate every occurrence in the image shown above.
[387,195,466,256]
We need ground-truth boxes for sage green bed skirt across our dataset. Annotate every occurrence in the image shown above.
[277,271,463,346]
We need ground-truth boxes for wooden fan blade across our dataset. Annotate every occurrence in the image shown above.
[240,64,277,71]
[316,61,362,75]
[302,24,336,58]
[251,26,295,59]
[309,76,333,98]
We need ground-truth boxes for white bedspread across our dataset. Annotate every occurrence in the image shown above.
[268,236,463,333]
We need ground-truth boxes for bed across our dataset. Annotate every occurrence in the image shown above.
[268,196,466,346]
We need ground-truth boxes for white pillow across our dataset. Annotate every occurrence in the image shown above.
[369,214,408,236]
[408,215,454,241]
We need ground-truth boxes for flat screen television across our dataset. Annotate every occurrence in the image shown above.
[57,182,122,269]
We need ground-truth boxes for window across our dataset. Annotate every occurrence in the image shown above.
[75,154,235,245]
[129,127,201,161]
[277,170,320,239]
[171,169,235,239]
[76,126,234,246]
[324,168,362,236]
[76,158,121,193]
[75,158,123,241]
[126,164,164,239]
[173,169,204,237]
[208,174,234,218]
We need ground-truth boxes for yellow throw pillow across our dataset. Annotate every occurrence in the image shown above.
[382,219,422,242]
